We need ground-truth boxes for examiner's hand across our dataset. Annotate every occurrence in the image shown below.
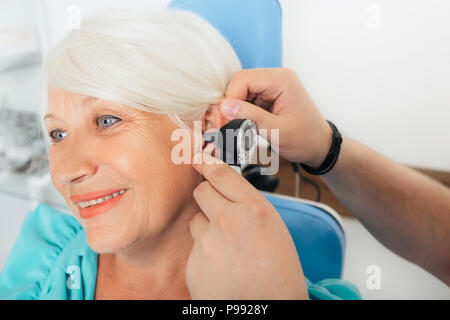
[186,151,308,300]
[220,68,332,168]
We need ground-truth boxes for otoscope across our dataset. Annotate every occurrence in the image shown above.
[203,119,258,174]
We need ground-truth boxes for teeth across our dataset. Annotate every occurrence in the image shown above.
[78,189,126,208]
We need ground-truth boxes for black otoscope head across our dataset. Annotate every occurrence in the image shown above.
[203,119,257,167]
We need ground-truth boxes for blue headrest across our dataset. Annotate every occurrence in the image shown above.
[168,0,282,69]
[264,193,345,283]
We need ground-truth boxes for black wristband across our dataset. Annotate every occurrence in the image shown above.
[300,120,343,175]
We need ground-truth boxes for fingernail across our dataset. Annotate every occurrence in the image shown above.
[220,99,239,119]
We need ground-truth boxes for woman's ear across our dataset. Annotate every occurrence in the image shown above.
[203,103,229,132]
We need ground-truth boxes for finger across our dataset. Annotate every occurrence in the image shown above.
[225,68,289,105]
[189,212,209,240]
[193,180,232,221]
[192,151,257,203]
[219,98,279,141]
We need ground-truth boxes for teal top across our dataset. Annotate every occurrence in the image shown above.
[0,203,361,300]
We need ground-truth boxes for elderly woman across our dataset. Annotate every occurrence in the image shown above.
[0,10,360,300]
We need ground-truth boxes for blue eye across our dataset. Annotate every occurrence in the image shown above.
[49,130,67,143]
[97,115,121,128]
[48,115,121,144]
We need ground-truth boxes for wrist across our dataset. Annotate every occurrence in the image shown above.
[304,120,333,168]
[300,120,343,175]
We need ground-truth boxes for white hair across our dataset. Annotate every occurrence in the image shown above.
[40,9,241,134]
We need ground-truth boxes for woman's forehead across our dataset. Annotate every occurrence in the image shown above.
[47,90,128,114]
[46,88,159,121]
[49,89,101,106]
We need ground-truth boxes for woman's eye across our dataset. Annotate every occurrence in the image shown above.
[48,116,121,144]
[97,115,121,129]
[49,130,67,143]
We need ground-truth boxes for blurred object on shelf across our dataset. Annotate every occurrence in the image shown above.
[0,104,48,176]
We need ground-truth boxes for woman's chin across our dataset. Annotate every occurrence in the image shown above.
[84,228,137,254]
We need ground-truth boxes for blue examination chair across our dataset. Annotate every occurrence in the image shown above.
[169,0,346,283]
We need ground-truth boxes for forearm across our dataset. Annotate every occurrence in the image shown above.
[321,136,450,284]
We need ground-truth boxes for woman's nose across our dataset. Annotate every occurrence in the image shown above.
[50,138,99,185]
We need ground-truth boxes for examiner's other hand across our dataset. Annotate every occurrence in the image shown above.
[186,151,308,300]
[220,68,332,168]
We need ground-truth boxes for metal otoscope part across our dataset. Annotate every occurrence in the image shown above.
[203,119,258,173]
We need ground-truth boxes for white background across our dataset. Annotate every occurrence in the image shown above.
[282,0,450,171]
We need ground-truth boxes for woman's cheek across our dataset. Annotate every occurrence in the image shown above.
[48,148,67,198]
[100,129,151,171]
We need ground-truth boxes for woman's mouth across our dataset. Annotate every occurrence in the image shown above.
[75,189,127,219]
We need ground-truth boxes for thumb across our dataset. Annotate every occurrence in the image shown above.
[219,98,278,131]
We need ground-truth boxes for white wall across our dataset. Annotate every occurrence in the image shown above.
[282,0,450,171]
[43,0,171,45]
[0,0,43,113]
[342,216,450,299]
[41,0,450,171]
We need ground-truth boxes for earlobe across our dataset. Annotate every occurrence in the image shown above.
[203,103,229,132]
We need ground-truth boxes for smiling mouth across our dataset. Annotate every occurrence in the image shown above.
[77,189,127,208]
[76,189,128,219]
